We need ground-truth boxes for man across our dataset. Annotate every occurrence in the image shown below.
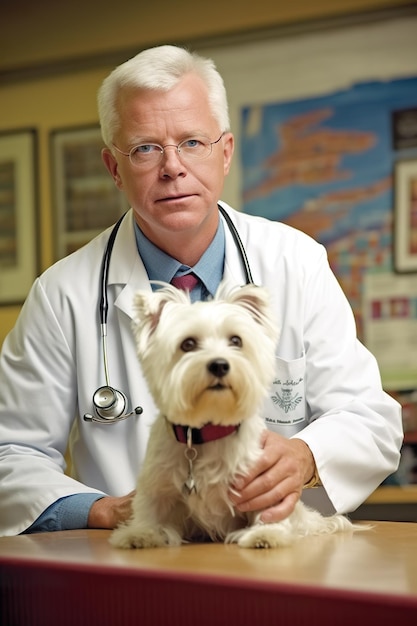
[0,45,402,536]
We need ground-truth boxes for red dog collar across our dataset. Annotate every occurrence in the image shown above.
[173,423,239,444]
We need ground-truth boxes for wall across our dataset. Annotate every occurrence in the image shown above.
[1,1,417,346]
[2,0,413,74]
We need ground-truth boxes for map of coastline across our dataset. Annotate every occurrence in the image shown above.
[241,77,417,336]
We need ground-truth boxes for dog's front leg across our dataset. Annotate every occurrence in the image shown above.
[109,491,185,549]
[226,514,300,549]
[226,502,357,549]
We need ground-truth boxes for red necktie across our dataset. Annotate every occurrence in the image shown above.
[171,273,199,292]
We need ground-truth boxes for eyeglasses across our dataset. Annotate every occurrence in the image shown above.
[112,133,224,168]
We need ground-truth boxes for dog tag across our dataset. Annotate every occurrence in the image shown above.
[184,468,196,495]
[183,431,198,495]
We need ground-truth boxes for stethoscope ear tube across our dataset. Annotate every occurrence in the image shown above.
[218,205,254,285]
[99,213,126,328]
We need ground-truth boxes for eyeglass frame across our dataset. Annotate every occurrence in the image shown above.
[111,132,225,167]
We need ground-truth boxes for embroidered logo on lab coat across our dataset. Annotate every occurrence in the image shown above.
[272,387,303,413]
[262,356,306,436]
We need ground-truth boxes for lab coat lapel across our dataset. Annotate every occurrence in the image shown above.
[105,210,152,320]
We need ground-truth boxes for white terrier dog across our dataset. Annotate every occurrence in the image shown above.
[110,283,356,549]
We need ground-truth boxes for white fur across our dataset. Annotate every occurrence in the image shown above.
[110,283,362,550]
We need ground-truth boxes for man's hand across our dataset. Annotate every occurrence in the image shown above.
[229,431,316,523]
[87,490,135,529]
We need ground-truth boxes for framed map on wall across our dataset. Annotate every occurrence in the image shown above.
[240,76,417,388]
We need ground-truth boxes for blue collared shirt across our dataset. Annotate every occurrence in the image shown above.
[134,217,225,301]
[23,216,226,534]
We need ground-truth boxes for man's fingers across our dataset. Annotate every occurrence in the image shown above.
[259,492,300,524]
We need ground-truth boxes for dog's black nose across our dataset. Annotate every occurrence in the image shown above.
[208,358,230,378]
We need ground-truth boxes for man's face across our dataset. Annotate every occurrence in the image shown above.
[102,73,234,254]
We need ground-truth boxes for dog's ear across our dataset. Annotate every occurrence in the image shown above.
[130,291,169,357]
[132,285,190,340]
[132,291,169,335]
[226,284,269,316]
[225,285,279,340]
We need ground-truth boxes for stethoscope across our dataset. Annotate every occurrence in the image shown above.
[83,206,254,424]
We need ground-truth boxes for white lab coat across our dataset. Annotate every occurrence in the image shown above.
[0,204,402,536]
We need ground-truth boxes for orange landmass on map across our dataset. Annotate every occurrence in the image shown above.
[243,108,377,203]
[284,176,392,241]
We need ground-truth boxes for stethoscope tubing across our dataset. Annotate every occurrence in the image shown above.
[86,206,254,424]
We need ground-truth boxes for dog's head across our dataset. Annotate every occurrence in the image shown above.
[132,282,279,428]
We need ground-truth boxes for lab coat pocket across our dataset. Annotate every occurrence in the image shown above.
[262,355,307,437]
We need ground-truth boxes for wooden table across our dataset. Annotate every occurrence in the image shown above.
[1,522,417,625]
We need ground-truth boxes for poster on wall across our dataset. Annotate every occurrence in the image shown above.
[0,129,38,305]
[240,76,417,389]
[362,272,417,390]
[51,125,127,260]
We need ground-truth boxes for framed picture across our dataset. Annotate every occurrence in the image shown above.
[394,158,417,273]
[51,125,127,260]
[0,128,38,305]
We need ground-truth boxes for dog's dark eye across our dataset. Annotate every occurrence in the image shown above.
[181,337,197,352]
[229,335,242,348]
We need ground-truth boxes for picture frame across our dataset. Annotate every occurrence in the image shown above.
[0,128,39,305]
[51,125,127,260]
[394,158,417,273]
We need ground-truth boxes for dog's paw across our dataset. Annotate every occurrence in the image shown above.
[227,522,297,549]
[110,524,182,549]
[239,535,274,549]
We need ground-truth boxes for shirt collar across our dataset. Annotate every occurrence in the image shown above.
[134,217,225,299]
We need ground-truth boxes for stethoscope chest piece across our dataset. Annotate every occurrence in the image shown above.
[83,385,143,423]
[93,386,128,420]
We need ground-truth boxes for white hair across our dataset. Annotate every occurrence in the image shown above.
[97,45,230,147]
